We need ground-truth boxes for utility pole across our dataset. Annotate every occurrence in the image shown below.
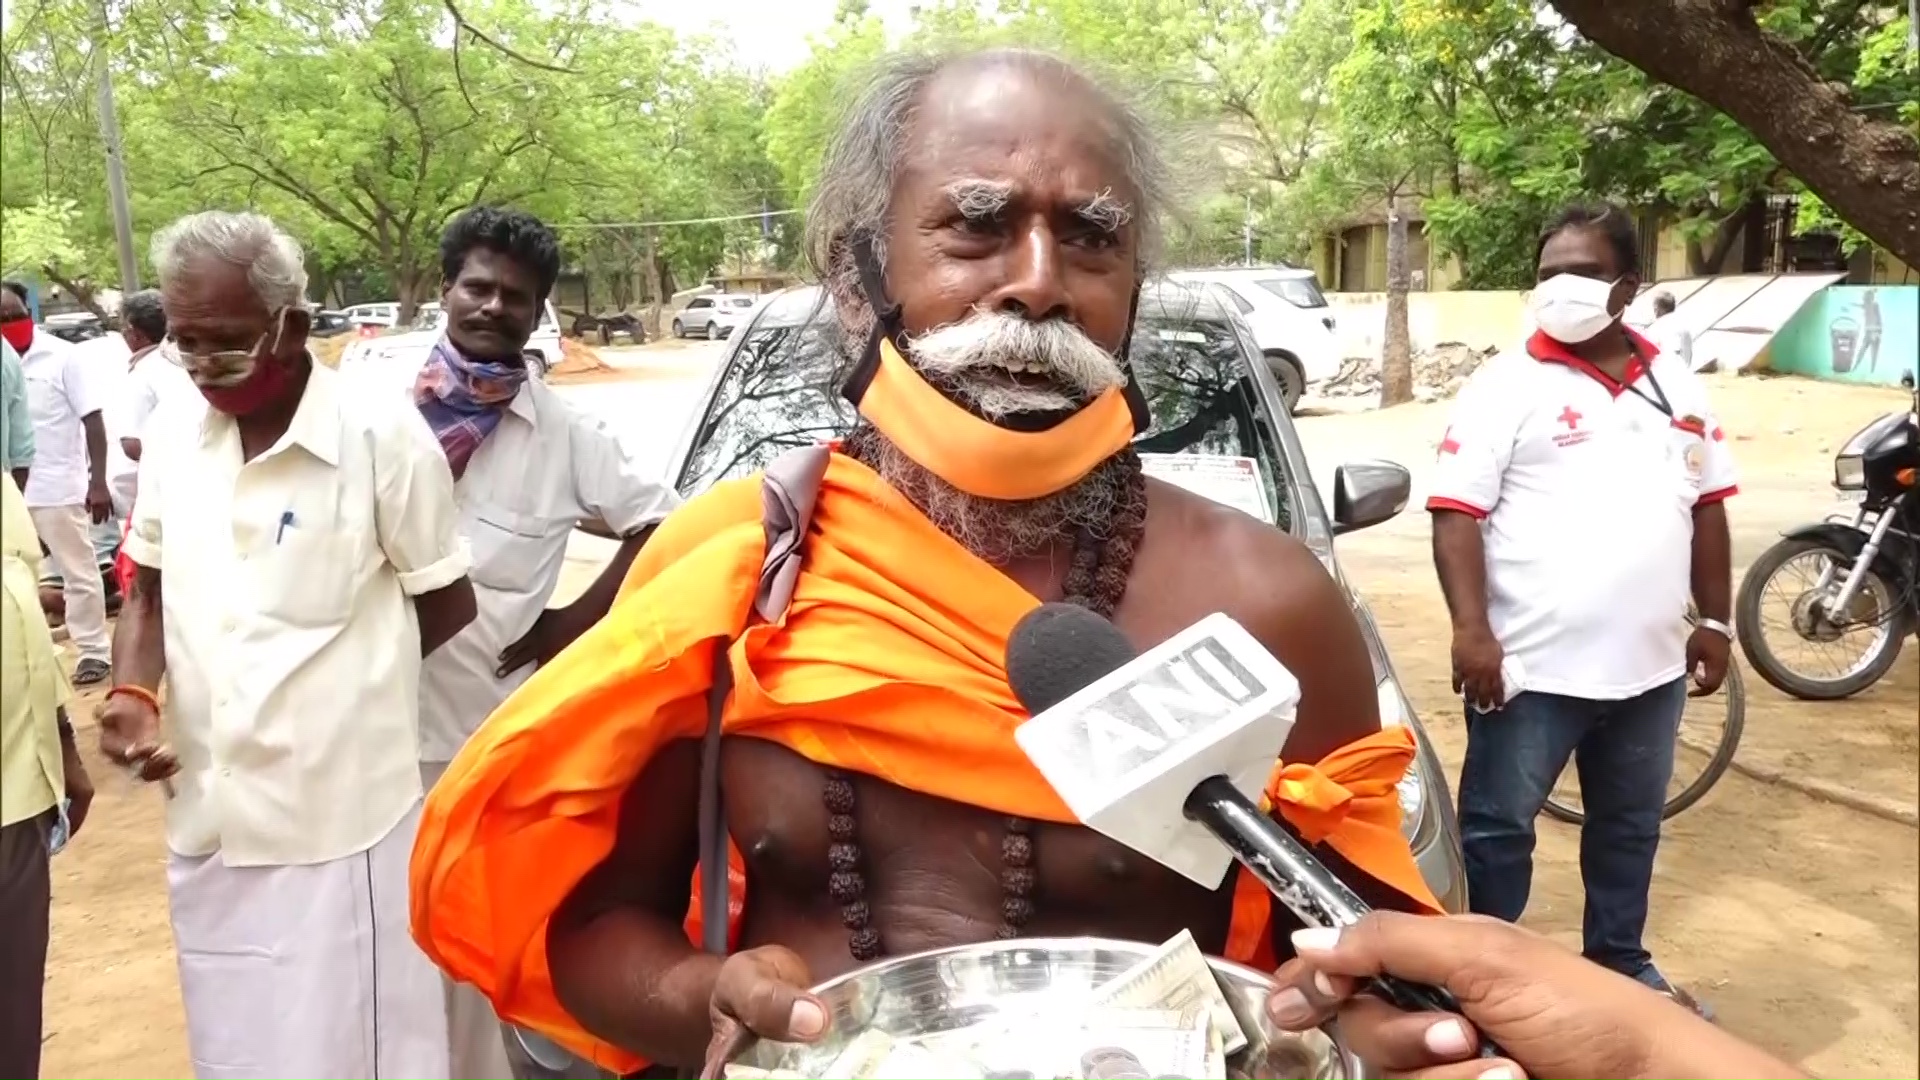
[94,0,140,298]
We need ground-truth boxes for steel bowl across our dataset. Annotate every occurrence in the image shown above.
[726,937,1359,1079]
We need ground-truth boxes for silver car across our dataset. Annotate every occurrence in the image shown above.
[664,282,1470,914]
[671,293,759,340]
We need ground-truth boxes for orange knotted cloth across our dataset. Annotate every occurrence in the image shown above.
[410,452,1440,1074]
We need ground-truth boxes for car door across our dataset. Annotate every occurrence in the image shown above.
[685,297,714,334]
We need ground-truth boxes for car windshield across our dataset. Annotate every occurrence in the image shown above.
[676,289,1295,530]
[728,297,756,308]
[1256,276,1328,309]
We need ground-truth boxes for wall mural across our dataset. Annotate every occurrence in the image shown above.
[1769,285,1919,387]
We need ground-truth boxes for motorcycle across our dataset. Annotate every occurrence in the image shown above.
[1736,374,1920,700]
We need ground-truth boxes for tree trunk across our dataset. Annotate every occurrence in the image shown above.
[1551,0,1920,269]
[644,227,665,338]
[41,269,106,320]
[1685,201,1750,276]
[1379,196,1415,408]
[395,270,431,327]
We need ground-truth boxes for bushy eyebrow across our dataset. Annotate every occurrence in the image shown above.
[943,178,1014,219]
[1076,187,1134,233]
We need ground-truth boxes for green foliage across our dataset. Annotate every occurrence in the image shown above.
[2,0,789,308]
[763,14,888,214]
[0,197,86,279]
[2,0,1905,302]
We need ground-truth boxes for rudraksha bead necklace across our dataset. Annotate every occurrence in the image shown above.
[827,439,1149,961]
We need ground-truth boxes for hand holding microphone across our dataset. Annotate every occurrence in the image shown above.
[1006,603,1503,1062]
[1267,912,1809,1080]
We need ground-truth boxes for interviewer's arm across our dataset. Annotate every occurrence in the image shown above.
[1269,911,1811,1080]
[1657,1016,1809,1080]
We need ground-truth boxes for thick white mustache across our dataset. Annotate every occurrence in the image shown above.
[908,310,1126,419]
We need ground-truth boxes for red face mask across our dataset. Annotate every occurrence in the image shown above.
[198,354,296,416]
[186,307,307,417]
[0,318,33,354]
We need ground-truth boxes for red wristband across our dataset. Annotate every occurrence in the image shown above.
[108,684,162,712]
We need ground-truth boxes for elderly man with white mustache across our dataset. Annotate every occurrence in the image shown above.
[411,47,1442,1079]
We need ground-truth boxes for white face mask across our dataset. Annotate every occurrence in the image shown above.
[1529,273,1620,344]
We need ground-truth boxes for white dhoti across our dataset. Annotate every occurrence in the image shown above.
[167,801,451,1080]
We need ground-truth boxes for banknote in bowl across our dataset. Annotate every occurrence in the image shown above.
[723,934,1355,1080]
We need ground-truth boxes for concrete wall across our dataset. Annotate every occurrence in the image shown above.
[1324,290,1529,358]
[1765,285,1919,388]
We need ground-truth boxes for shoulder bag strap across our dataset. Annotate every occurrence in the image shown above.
[695,444,834,958]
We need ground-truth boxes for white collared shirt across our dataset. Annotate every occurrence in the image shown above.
[75,334,139,512]
[415,377,679,762]
[1427,331,1738,701]
[124,362,472,866]
[18,330,102,508]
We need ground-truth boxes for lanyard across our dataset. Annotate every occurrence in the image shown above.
[1616,339,1675,420]
[1624,368,1675,420]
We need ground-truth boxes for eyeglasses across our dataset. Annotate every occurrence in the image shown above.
[165,308,293,384]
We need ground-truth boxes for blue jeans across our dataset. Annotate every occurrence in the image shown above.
[1457,678,1685,986]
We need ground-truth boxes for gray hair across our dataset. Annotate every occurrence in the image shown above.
[807,48,1172,339]
[119,288,167,343]
[151,211,308,311]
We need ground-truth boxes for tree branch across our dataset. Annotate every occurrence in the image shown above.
[1551,0,1920,267]
[442,0,575,74]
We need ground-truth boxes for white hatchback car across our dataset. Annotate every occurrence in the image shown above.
[336,300,564,391]
[671,294,758,340]
[1171,267,1342,413]
[340,302,402,329]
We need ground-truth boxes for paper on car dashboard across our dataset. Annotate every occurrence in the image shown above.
[1138,453,1272,524]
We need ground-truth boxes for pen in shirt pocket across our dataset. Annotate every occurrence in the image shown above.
[276,509,296,544]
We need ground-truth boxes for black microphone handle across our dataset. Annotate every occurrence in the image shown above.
[1183,776,1505,1061]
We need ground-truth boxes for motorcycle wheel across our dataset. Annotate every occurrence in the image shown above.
[1735,536,1908,701]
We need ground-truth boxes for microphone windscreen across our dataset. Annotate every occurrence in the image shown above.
[1005,602,1139,716]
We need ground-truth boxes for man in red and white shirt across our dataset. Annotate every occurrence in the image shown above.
[1428,204,1734,1010]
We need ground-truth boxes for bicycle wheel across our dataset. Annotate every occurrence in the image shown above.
[1542,660,1746,826]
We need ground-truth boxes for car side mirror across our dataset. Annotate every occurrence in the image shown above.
[1333,459,1412,536]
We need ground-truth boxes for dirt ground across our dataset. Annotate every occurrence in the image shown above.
[1297,372,1920,1078]
[37,370,1920,1078]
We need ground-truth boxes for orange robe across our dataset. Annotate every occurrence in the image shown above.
[410,452,1439,1074]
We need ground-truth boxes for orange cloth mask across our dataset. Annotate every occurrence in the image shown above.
[409,452,1441,1074]
[853,337,1137,501]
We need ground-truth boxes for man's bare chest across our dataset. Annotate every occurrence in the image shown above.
[720,737,1231,924]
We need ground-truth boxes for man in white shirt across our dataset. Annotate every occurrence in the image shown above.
[62,300,164,610]
[75,329,134,513]
[95,211,478,1079]
[84,288,173,517]
[2,284,113,684]
[1646,291,1696,372]
[410,207,678,1079]
[116,289,192,474]
[1428,204,1734,1015]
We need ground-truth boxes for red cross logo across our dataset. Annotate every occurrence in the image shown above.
[1558,406,1583,431]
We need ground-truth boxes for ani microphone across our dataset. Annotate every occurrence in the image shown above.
[1006,603,1501,1059]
